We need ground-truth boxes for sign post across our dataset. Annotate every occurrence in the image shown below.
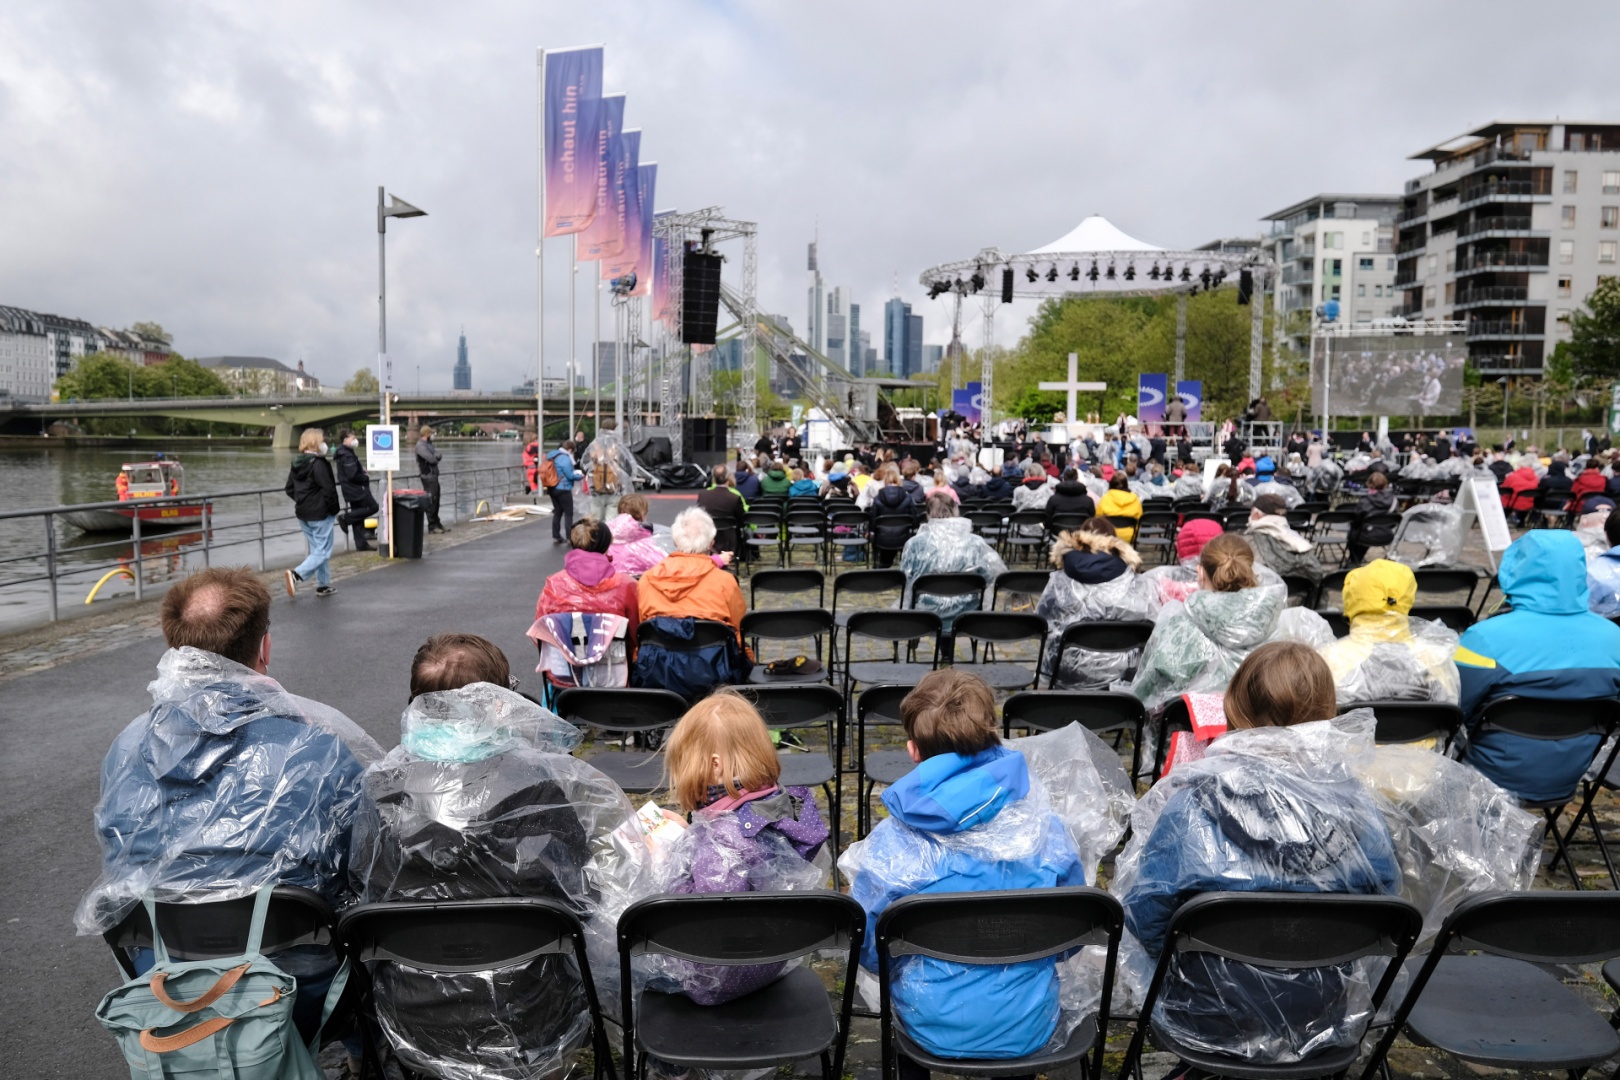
[367,422,400,559]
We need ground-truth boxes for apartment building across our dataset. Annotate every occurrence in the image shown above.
[1262,195,1401,352]
[1396,120,1620,377]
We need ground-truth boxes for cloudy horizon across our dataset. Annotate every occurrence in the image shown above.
[2,0,1616,391]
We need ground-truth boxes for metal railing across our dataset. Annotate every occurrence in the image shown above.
[1456,250,1548,272]
[0,464,528,624]
[1456,285,1530,305]
[1467,319,1540,338]
[1458,216,1536,239]
[1460,179,1548,204]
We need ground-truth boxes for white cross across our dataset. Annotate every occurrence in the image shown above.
[1038,352,1107,421]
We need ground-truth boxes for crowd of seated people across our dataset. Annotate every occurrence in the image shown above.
[77,463,1620,1079]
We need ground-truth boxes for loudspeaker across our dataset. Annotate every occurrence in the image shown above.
[682,250,724,344]
[682,417,729,467]
[1238,269,1254,306]
[1001,267,1014,304]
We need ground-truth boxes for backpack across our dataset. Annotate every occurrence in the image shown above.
[539,453,562,491]
[591,457,619,495]
[96,887,347,1080]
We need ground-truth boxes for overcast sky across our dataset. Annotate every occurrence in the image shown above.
[3,1,1617,391]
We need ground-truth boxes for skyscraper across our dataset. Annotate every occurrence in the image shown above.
[825,286,849,368]
[848,302,863,376]
[452,328,472,390]
[906,313,923,379]
[883,297,910,378]
[806,241,825,354]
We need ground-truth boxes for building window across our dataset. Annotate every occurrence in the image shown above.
[1563,205,1578,228]
[1560,239,1576,264]
[1564,170,1579,194]
[1605,171,1620,194]
[1604,206,1619,229]
[1426,254,1438,276]
[1357,283,1366,297]
[1559,276,1574,297]
[1330,285,1341,300]
[1374,284,1383,297]
[1362,232,1372,246]
[1425,294,1436,309]
[1359,257,1374,270]
[1602,241,1618,264]
[1330,258,1342,275]
[1357,310,1372,322]
[1386,258,1395,270]
[1444,282,1455,304]
[1571,133,1586,151]
[1324,232,1342,249]
[1557,308,1572,323]
[1444,249,1455,273]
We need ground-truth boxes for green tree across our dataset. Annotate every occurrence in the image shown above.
[130,321,173,347]
[344,367,380,394]
[1568,278,1620,379]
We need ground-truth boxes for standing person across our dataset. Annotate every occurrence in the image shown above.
[285,428,340,597]
[543,439,584,545]
[780,425,802,464]
[415,426,446,534]
[522,435,541,493]
[333,429,376,552]
[581,419,634,522]
[1162,393,1187,438]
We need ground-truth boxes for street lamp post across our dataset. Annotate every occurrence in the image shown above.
[377,187,427,557]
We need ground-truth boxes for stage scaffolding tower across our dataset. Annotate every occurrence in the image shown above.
[654,208,758,463]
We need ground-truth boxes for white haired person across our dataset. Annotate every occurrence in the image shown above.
[898,490,1008,630]
[638,506,748,649]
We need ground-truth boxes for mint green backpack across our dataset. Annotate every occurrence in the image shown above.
[96,887,349,1080]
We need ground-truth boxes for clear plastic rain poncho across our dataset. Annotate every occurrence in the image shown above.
[1173,473,1206,499]
[1386,502,1465,569]
[1141,559,1284,613]
[1252,480,1304,509]
[1398,456,1440,481]
[1129,584,1331,711]
[1318,563,1460,708]
[1035,532,1157,689]
[1306,459,1344,497]
[1110,712,1402,1064]
[898,517,1008,630]
[1589,547,1620,617]
[1354,744,1542,943]
[1435,454,1473,479]
[76,647,370,936]
[1206,479,1255,512]
[349,683,647,1080]
[582,427,637,497]
[839,750,1099,1059]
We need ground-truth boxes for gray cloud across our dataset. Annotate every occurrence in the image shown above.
[2,0,1616,391]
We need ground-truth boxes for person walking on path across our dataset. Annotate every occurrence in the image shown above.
[543,439,584,545]
[284,428,340,597]
[332,429,375,552]
[415,425,446,533]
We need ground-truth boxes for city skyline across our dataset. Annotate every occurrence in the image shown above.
[2,2,1617,392]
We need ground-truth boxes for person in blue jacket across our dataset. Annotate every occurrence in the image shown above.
[845,669,1085,1073]
[1454,529,1620,803]
[1115,642,1400,1068]
[544,439,586,545]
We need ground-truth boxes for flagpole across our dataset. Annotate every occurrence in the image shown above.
[594,278,602,435]
[569,236,577,441]
[536,48,546,455]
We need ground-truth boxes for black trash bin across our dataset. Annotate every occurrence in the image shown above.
[390,489,430,558]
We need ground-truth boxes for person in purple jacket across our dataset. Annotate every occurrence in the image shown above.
[654,690,831,1005]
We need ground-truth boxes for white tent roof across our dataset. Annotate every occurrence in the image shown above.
[1028,215,1162,255]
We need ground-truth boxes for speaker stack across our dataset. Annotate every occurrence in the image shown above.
[681,248,723,345]
[682,417,729,467]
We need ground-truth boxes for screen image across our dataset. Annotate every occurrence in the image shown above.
[1312,333,1466,416]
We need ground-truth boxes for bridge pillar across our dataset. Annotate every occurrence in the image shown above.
[272,419,296,450]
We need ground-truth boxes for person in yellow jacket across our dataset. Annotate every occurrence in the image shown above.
[1096,473,1144,542]
[1316,559,1459,706]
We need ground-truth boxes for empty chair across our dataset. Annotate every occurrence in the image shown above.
[1003,510,1048,562]
[749,567,825,609]
[990,568,1052,611]
[1345,700,1465,749]
[844,610,941,700]
[949,611,1048,691]
[553,686,688,794]
[617,892,864,1080]
[1281,574,1317,608]
[829,568,908,676]
[1311,510,1357,562]
[1135,511,1178,563]
[783,511,829,568]
[741,509,786,569]
[1313,567,1351,611]
[740,609,835,685]
[854,683,917,836]
[874,889,1123,1080]
[1003,689,1147,779]
[1046,620,1154,690]
[339,898,610,1080]
[1412,567,1482,607]
[1407,604,1475,632]
[1120,893,1423,1080]
[1362,891,1620,1080]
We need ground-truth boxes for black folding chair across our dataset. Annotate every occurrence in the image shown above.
[829,568,907,677]
[855,683,917,836]
[1046,620,1154,690]
[617,892,864,1080]
[339,898,613,1080]
[554,686,688,794]
[635,618,745,703]
[1344,700,1465,750]
[750,567,825,609]
[740,608,835,686]
[1360,891,1620,1080]
[1312,510,1357,563]
[950,611,1048,691]
[1120,892,1423,1080]
[1003,689,1147,779]
[1474,695,1620,888]
[1136,512,1178,563]
[991,569,1052,612]
[1322,611,1351,637]
[910,572,987,654]
[1281,574,1318,608]
[876,889,1123,1080]
[784,511,829,568]
[1314,568,1351,611]
[1412,567,1482,608]
[1407,604,1476,633]
[1565,745,1620,891]
[1530,490,1572,529]
[828,510,871,567]
[1004,510,1047,562]
[743,683,844,862]
[742,510,785,569]
[1105,514,1142,539]
[1355,513,1403,562]
[844,610,941,701]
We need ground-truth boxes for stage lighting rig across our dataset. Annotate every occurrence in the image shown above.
[1045,265,1058,282]
[970,270,985,292]
[1026,266,1038,283]
[1124,264,1136,281]
[1179,266,1192,282]
[1213,267,1226,286]
[1068,264,1080,281]
[1149,264,1161,280]
[1105,262,1116,280]
[1087,261,1100,282]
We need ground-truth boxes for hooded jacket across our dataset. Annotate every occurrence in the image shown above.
[333,444,373,506]
[1042,481,1096,524]
[285,452,339,521]
[1036,530,1155,688]
[1012,476,1056,512]
[788,477,821,498]
[898,517,1008,629]
[1114,716,1400,1063]
[1455,530,1620,801]
[1350,487,1397,549]
[1319,560,1459,705]
[605,513,670,578]
[1571,466,1607,513]
[544,448,584,492]
[1097,488,1144,540]
[537,550,640,648]
[1244,515,1325,585]
[846,746,1086,1059]
[77,648,366,935]
[868,483,920,550]
[349,684,640,1078]
[637,551,747,641]
[734,469,763,501]
[759,467,791,496]
[1501,466,1540,512]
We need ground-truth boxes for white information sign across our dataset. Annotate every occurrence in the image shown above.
[1456,474,1512,571]
[366,425,401,472]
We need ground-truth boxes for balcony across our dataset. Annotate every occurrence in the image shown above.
[1281,265,1314,286]
[1458,216,1537,240]
[1459,178,1551,208]
[1397,238,1427,255]
[1455,250,1549,274]
[1471,352,1544,374]
[1467,319,1542,339]
[1428,195,1460,220]
[1454,285,1531,309]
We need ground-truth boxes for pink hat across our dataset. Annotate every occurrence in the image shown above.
[1176,518,1223,560]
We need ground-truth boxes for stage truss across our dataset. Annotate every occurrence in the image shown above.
[654,208,758,462]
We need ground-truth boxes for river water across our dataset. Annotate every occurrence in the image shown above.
[0,440,526,631]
